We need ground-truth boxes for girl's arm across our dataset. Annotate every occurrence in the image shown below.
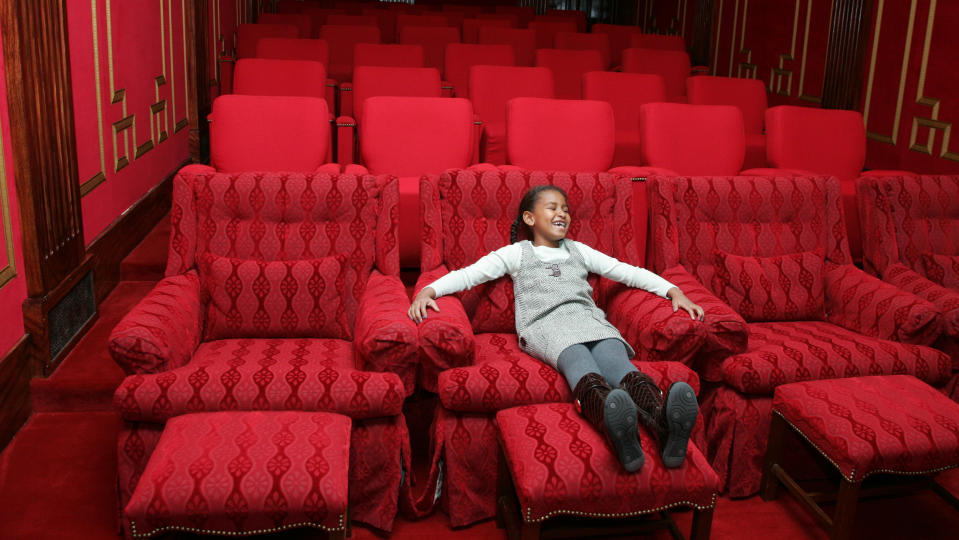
[409,244,521,323]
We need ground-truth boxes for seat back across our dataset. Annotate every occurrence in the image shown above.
[395,14,450,40]
[507,97,615,172]
[462,17,513,43]
[398,26,461,75]
[258,13,313,38]
[765,106,865,183]
[687,76,767,136]
[648,175,851,278]
[542,9,588,32]
[360,96,474,177]
[494,5,536,27]
[470,66,554,128]
[583,71,665,150]
[444,43,515,98]
[354,43,425,68]
[360,9,398,44]
[325,14,379,27]
[319,24,382,80]
[622,48,691,101]
[236,24,299,59]
[352,66,442,122]
[233,59,327,99]
[420,169,632,330]
[534,49,604,99]
[255,38,330,66]
[276,0,305,13]
[478,27,536,66]
[629,33,686,51]
[554,32,612,69]
[301,7,348,33]
[640,103,745,175]
[527,20,578,49]
[591,24,644,67]
[209,95,332,174]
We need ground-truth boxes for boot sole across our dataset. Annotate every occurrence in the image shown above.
[661,382,698,468]
[604,389,644,472]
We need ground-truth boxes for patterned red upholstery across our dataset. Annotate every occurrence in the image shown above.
[554,31,612,69]
[497,403,718,523]
[622,48,691,102]
[124,411,350,537]
[258,13,313,38]
[236,24,299,59]
[534,48,604,100]
[639,103,746,175]
[923,253,959,288]
[414,168,712,525]
[470,66,554,165]
[687,76,768,169]
[110,172,415,532]
[648,174,955,495]
[444,43,515,98]
[773,376,959,481]
[713,249,825,322]
[479,27,537,67]
[506,98,615,172]
[582,72,665,168]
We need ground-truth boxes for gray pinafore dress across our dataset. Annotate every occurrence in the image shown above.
[513,240,636,368]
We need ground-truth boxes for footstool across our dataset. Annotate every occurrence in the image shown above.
[495,403,720,540]
[761,375,959,540]
[123,411,351,539]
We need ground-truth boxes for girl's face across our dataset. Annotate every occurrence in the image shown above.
[523,190,570,247]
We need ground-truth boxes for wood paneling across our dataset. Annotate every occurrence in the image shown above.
[822,0,873,110]
[0,335,34,452]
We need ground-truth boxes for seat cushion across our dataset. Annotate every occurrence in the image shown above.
[496,403,718,522]
[125,411,351,536]
[712,249,826,322]
[921,252,959,289]
[773,375,959,481]
[721,321,952,394]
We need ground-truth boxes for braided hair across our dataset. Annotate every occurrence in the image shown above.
[509,185,569,243]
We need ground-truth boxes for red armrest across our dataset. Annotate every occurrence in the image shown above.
[336,115,356,165]
[108,271,204,375]
[414,267,476,392]
[825,262,943,345]
[339,81,353,118]
[605,283,707,365]
[355,270,418,395]
[884,263,959,338]
[218,55,235,95]
[326,77,338,115]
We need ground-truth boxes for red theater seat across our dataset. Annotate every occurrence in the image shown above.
[470,66,554,165]
[583,72,666,167]
[276,0,305,13]
[506,97,615,172]
[462,17,513,43]
[235,23,299,59]
[543,9,588,32]
[527,20,578,49]
[478,26,536,66]
[337,43,426,117]
[494,5,535,27]
[687,76,768,169]
[444,43,514,98]
[554,31,612,69]
[591,23,644,67]
[326,13,380,29]
[232,58,328,99]
[399,25,461,77]
[255,38,336,106]
[258,13,313,38]
[630,33,686,51]
[319,24,381,82]
[640,102,746,175]
[208,95,337,174]
[534,48,603,100]
[348,96,479,268]
[300,7,347,34]
[622,48,692,102]
[361,8,398,44]
[395,14,451,40]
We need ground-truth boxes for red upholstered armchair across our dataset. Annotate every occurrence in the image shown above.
[647,174,957,497]
[859,174,959,371]
[109,171,418,533]
[411,168,713,526]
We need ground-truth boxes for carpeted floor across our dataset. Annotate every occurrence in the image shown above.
[2,215,958,539]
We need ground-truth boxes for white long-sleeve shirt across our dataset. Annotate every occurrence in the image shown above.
[427,240,676,299]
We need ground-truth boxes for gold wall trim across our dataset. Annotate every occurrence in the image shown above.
[864,0,917,145]
[906,0,957,161]
[112,113,133,172]
[797,0,832,104]
[770,1,802,96]
[0,106,16,289]
[82,0,107,197]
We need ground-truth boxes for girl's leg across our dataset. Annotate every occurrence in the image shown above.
[556,343,644,472]
[586,338,637,387]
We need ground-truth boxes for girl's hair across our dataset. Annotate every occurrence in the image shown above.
[509,185,568,243]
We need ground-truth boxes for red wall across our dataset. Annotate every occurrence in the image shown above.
[0,32,27,356]
[709,0,959,174]
[67,0,192,245]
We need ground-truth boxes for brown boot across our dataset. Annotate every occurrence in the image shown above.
[619,371,698,468]
[573,373,644,472]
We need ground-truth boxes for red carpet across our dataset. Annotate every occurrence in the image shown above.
[3,217,959,538]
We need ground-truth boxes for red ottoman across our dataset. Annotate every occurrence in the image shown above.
[124,411,351,539]
[496,403,720,540]
[762,375,959,540]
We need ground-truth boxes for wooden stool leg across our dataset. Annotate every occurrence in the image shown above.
[690,506,715,540]
[830,478,861,540]
[761,413,788,501]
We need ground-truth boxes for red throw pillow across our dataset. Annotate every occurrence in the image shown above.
[921,252,959,289]
[712,249,825,322]
[199,253,350,340]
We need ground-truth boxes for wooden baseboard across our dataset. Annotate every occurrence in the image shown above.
[0,335,37,452]
[87,160,186,304]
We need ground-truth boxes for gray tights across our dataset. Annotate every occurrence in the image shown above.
[556,338,637,390]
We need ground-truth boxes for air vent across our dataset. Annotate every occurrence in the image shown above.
[48,271,96,359]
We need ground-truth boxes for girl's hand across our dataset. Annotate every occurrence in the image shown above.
[668,287,705,321]
[409,287,440,324]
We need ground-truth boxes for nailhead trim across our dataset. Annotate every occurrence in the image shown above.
[774,409,959,483]
[523,493,718,523]
[129,514,346,538]
[336,123,356,128]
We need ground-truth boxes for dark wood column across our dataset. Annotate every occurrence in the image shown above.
[189,0,211,163]
[690,0,714,68]
[822,0,874,110]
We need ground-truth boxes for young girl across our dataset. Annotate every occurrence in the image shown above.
[409,185,704,472]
